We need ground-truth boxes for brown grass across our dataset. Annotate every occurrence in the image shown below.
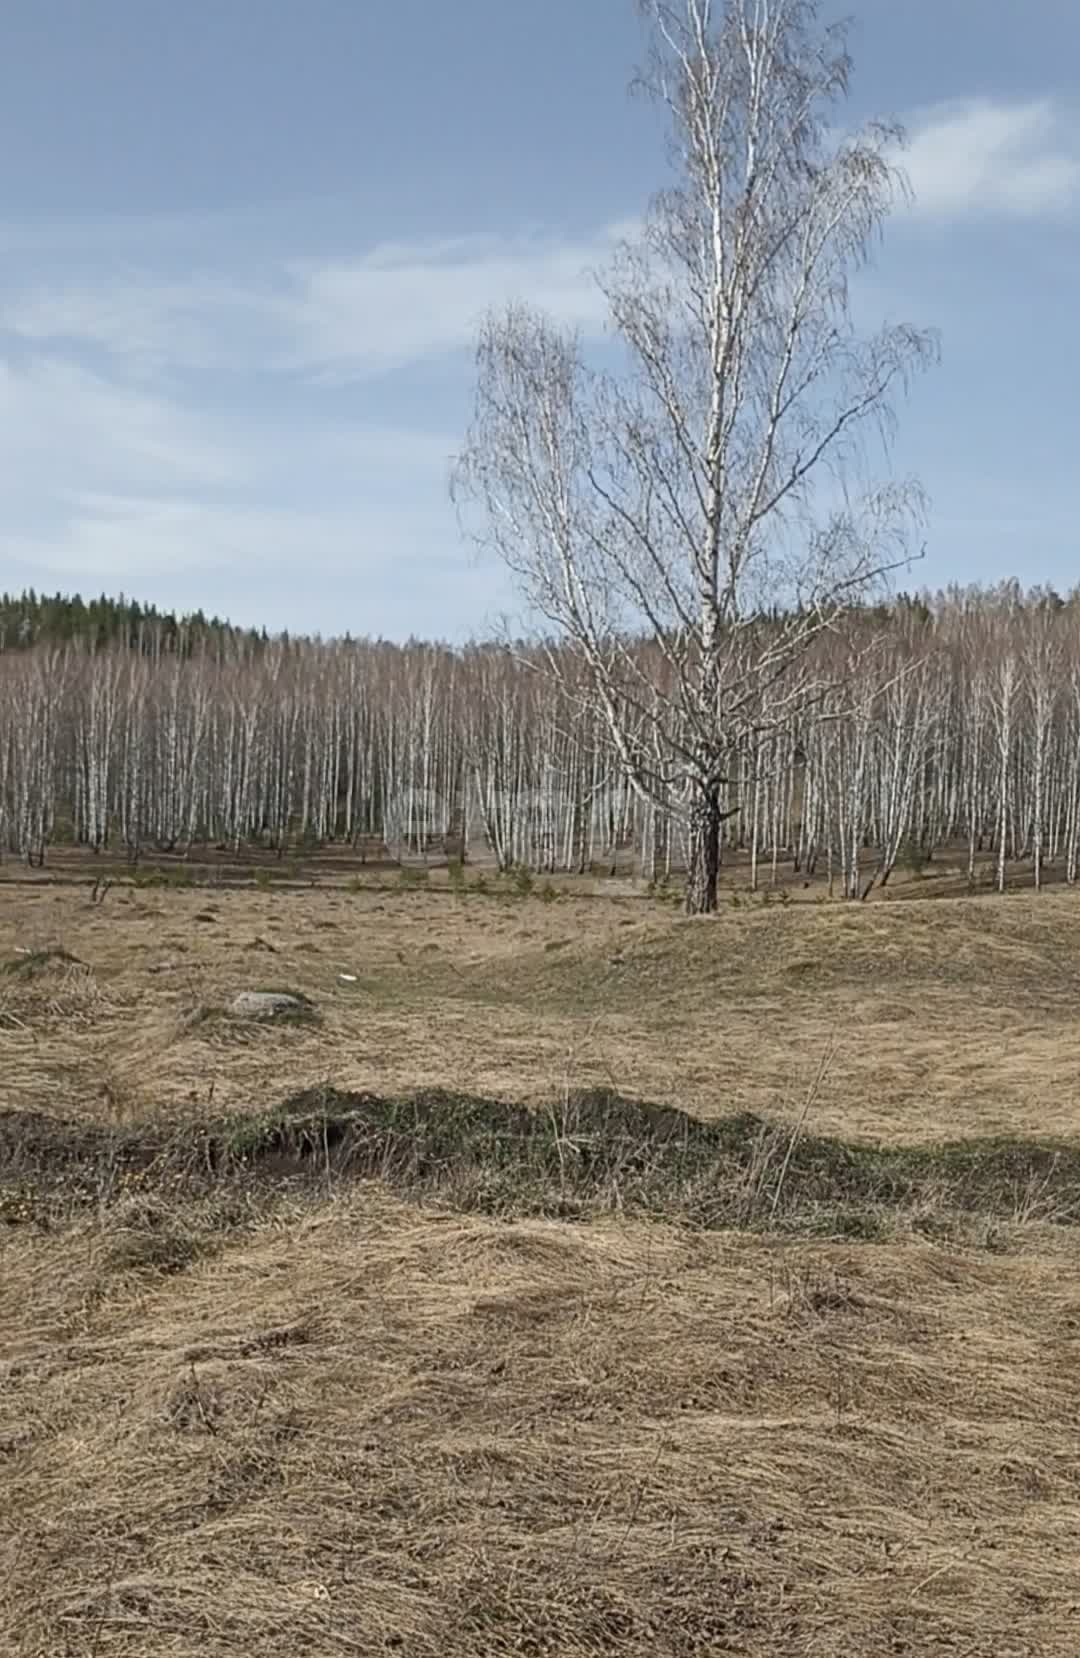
[4,883,1080,1653]
[2,881,1080,1140]
[4,1191,1080,1655]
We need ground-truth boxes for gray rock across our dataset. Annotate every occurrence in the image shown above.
[229,990,310,1021]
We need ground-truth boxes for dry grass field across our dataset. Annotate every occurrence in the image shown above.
[2,874,1079,1141]
[4,877,1080,1655]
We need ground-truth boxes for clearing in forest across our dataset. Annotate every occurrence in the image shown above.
[2,882,1080,1656]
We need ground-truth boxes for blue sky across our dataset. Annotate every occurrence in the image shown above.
[0,0,1077,639]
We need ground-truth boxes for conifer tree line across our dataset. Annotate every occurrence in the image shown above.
[2,582,1080,893]
[0,589,268,656]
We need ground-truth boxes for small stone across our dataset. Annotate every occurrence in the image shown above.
[229,990,309,1020]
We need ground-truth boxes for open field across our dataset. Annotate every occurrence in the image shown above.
[3,878,1080,1141]
[4,884,1080,1654]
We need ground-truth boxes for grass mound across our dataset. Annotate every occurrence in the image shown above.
[4,1087,1080,1240]
[217,1086,1080,1233]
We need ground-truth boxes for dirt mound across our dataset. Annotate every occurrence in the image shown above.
[5,1088,1080,1240]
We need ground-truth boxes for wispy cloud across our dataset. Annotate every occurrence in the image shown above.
[0,324,492,632]
[0,277,259,378]
[0,486,512,638]
[0,156,1065,635]
[0,224,623,382]
[0,356,246,491]
[0,219,618,628]
[281,227,620,381]
[902,97,1080,221]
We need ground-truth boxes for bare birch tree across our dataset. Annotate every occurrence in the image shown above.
[453,0,935,911]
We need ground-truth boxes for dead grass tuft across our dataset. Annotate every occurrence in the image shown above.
[0,945,83,978]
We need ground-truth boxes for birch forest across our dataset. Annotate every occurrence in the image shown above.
[3,582,1080,896]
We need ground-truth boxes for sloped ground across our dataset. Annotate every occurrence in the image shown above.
[1,883,1080,1141]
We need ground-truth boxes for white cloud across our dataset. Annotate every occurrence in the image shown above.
[0,357,246,491]
[0,216,627,631]
[1,277,256,377]
[279,227,619,380]
[902,97,1080,221]
[1,492,422,582]
[0,224,622,383]
[0,326,487,632]
[0,492,511,638]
